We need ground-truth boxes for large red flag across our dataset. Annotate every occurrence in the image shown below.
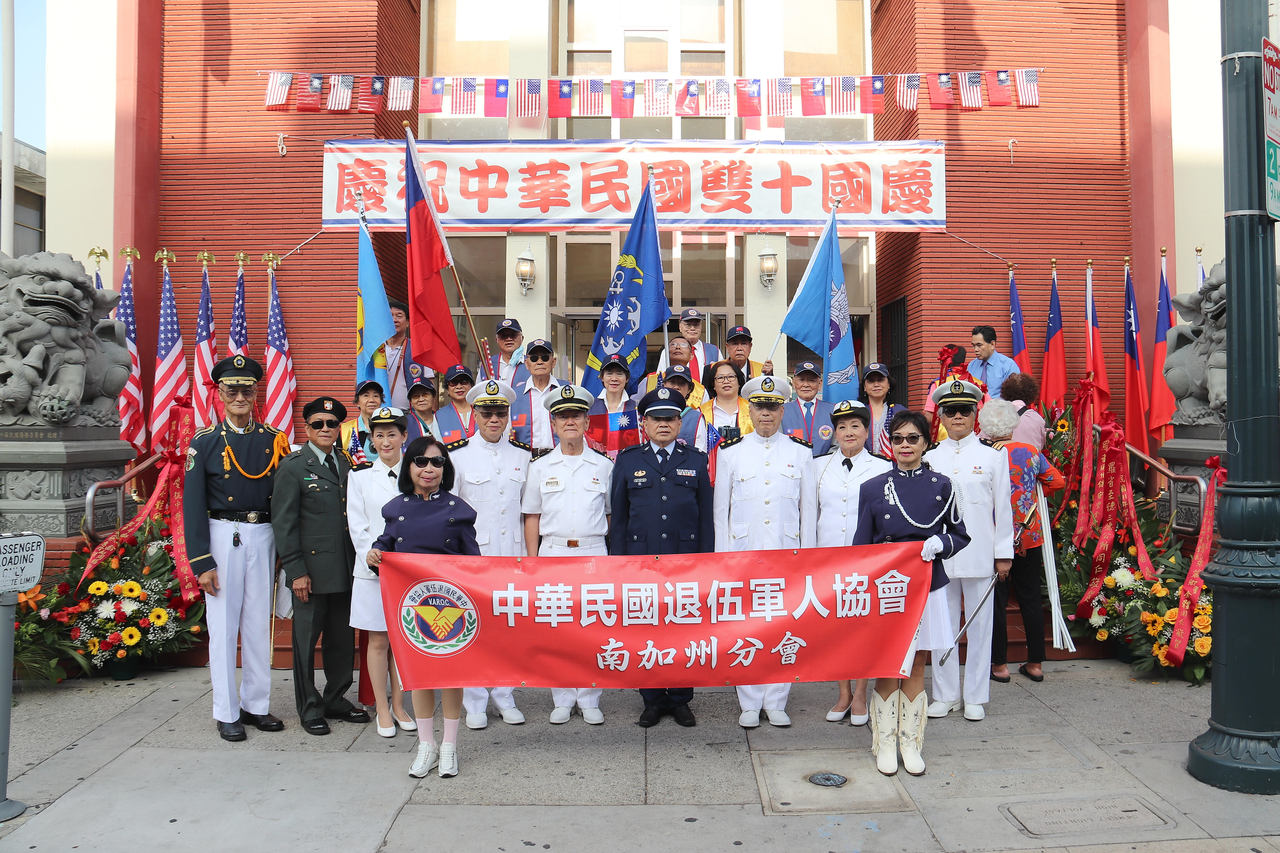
[404,130,463,371]
[1122,264,1149,455]
[1086,261,1112,409]
[1149,252,1176,443]
[1041,267,1067,411]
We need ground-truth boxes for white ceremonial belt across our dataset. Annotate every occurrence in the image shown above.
[543,535,605,549]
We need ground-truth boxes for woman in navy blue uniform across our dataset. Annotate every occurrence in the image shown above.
[369,435,478,780]
[853,410,969,778]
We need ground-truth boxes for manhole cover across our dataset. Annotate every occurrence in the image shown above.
[807,772,847,788]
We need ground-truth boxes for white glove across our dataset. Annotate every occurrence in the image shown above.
[920,535,944,561]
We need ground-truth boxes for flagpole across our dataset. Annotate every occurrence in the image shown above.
[649,165,670,357]
[451,265,492,380]
[767,198,841,364]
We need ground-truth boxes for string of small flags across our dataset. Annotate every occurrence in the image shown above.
[262,69,1042,117]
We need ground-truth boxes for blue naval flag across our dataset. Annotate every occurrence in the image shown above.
[356,220,395,390]
[780,208,859,403]
[581,180,669,395]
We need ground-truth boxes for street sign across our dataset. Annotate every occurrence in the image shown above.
[1263,38,1280,218]
[0,534,45,595]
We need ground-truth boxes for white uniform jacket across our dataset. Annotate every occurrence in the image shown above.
[924,432,1014,577]
[521,446,613,541]
[346,457,402,580]
[812,450,893,548]
[713,431,817,552]
[452,436,530,557]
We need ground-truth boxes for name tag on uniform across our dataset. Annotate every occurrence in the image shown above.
[676,468,696,477]
[971,465,985,475]
[304,474,317,481]
[544,477,561,489]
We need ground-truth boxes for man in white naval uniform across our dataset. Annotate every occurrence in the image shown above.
[923,379,1013,722]
[713,374,817,728]
[452,379,531,729]
[521,384,613,724]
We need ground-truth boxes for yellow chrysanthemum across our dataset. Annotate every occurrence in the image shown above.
[1146,622,1161,637]
[1194,636,1212,657]
[1095,629,1109,641]
[120,627,141,646]
[88,581,108,596]
[1192,614,1211,633]
[149,608,168,626]
[1103,576,1117,589]
[87,638,100,654]
[121,581,142,599]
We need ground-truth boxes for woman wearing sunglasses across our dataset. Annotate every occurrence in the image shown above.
[852,409,969,777]
[367,436,479,780]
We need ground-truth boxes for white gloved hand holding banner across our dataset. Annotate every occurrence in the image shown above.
[919,535,944,561]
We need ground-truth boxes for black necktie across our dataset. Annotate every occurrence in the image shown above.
[843,457,853,471]
[325,453,339,479]
[657,448,668,466]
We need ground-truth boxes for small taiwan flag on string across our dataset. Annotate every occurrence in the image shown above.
[1015,68,1040,107]
[958,71,983,109]
[326,74,354,111]
[735,79,762,117]
[264,71,293,108]
[358,76,385,113]
[646,79,671,116]
[675,79,700,116]
[548,79,573,118]
[800,77,826,115]
[484,78,509,117]
[419,77,445,113]
[297,74,324,111]
[387,76,414,111]
[986,69,1012,106]
[612,79,636,118]
[927,72,955,108]
[896,74,919,110]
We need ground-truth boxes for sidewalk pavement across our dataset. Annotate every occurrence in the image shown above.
[2,659,1278,853]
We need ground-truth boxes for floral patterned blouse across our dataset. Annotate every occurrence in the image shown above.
[994,440,1065,553]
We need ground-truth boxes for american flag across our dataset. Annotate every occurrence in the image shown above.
[705,421,724,486]
[387,76,415,111]
[959,71,983,109]
[193,264,218,428]
[831,76,858,115]
[897,73,920,110]
[646,79,671,116]
[227,264,248,356]
[1015,68,1040,107]
[452,77,477,115]
[515,78,542,117]
[263,268,297,444]
[116,259,146,451]
[94,270,103,290]
[578,78,606,115]
[264,71,293,106]
[705,78,731,116]
[346,424,369,467]
[326,74,354,111]
[150,264,190,453]
[766,77,793,116]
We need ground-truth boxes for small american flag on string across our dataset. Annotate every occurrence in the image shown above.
[578,78,606,115]
[326,74,354,111]
[264,71,293,107]
[831,76,858,115]
[705,78,731,116]
[646,79,671,116]
[766,77,793,116]
[227,264,248,357]
[116,259,146,451]
[515,78,542,117]
[387,76,415,111]
[1015,68,1040,107]
[897,73,920,110]
[959,70,984,109]
[263,268,297,444]
[452,77,477,115]
[150,264,190,453]
[193,264,218,428]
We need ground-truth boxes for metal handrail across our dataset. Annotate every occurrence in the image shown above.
[82,452,165,544]
[1092,424,1209,536]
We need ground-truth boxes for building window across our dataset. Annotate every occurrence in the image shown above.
[15,188,43,256]
[882,296,908,402]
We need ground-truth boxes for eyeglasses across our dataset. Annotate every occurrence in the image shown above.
[714,374,737,383]
[941,405,975,418]
[307,418,340,430]
[221,386,255,399]
[890,433,924,445]
[526,352,552,362]
[477,409,509,420]
[411,455,446,469]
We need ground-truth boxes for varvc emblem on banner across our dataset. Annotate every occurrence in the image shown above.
[399,579,479,657]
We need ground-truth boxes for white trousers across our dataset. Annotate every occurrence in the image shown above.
[205,520,275,723]
[463,686,517,714]
[931,575,994,706]
[541,538,605,710]
[736,683,791,711]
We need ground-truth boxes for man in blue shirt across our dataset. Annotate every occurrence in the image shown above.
[968,325,1019,400]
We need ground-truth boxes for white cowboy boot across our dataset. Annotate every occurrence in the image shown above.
[898,691,928,776]
[870,690,900,776]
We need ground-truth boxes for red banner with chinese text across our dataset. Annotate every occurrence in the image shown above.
[380,543,929,689]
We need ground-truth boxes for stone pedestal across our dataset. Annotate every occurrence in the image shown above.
[1155,424,1226,531]
[0,427,138,537]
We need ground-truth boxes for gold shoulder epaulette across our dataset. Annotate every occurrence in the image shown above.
[445,437,469,452]
[718,434,744,450]
[509,439,532,452]
[789,435,813,448]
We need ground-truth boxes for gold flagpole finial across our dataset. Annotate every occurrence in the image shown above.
[154,249,176,266]
[1195,245,1203,257]
[235,251,251,268]
[1160,246,1167,257]
[196,250,217,267]
[87,247,109,269]
[1123,255,1131,266]
[119,246,141,262]
[261,252,281,270]
[1086,258,1093,268]
[1050,258,1057,270]
[1007,261,1015,272]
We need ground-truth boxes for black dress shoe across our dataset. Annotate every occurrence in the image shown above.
[637,707,663,728]
[325,708,371,724]
[217,721,247,742]
[302,718,331,736]
[240,711,285,732]
[670,704,696,727]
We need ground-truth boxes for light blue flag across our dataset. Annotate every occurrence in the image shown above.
[581,180,670,394]
[780,209,859,403]
[356,221,395,390]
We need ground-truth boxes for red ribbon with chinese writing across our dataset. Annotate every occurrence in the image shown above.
[1075,420,1122,620]
[1167,457,1227,666]
[79,399,201,602]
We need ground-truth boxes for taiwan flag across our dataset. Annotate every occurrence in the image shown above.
[986,70,1013,106]
[611,79,636,118]
[1041,267,1067,412]
[419,77,445,113]
[484,78,509,117]
[1008,267,1032,372]
[859,75,885,114]
[800,77,827,115]
[927,72,955,108]
[587,409,642,455]
[675,80,700,116]
[1149,253,1177,443]
[297,74,324,111]
[1122,264,1150,454]
[735,79,762,117]
[549,79,573,118]
[1086,263,1112,409]
[404,129,463,370]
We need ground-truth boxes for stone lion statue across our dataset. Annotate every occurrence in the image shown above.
[0,252,131,427]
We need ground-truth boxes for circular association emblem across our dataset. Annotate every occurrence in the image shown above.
[486,380,499,395]
[233,355,245,368]
[398,579,479,657]
[658,388,670,399]
[762,377,775,393]
[561,385,575,399]
[951,380,964,394]
[410,364,422,377]
[323,399,334,411]
[501,319,512,328]
[819,424,833,440]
